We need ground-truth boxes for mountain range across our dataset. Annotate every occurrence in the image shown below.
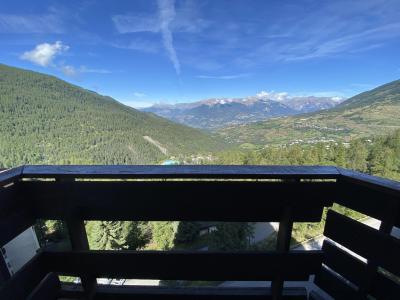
[143,95,343,130]
[0,64,226,167]
[218,79,400,145]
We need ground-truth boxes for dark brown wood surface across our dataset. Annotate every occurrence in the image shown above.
[0,208,35,247]
[41,250,323,281]
[314,266,359,300]
[324,210,400,276]
[0,166,23,185]
[26,272,60,300]
[90,286,308,300]
[23,181,334,222]
[0,254,47,300]
[321,240,368,287]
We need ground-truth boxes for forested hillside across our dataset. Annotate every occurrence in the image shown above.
[215,129,400,181]
[218,79,400,145]
[0,64,226,167]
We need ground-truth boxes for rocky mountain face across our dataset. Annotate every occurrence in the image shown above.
[143,95,343,130]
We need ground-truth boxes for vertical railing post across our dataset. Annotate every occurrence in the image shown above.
[271,204,294,300]
[57,177,96,300]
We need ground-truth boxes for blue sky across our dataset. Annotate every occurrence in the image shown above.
[1,0,400,107]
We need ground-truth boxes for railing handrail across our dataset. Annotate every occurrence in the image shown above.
[20,165,340,179]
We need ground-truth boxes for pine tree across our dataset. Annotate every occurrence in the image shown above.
[209,222,254,251]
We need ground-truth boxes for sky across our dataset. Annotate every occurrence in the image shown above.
[1,0,400,108]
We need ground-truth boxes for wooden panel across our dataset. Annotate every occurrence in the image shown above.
[338,167,400,196]
[26,272,60,300]
[324,210,400,276]
[369,271,400,300]
[0,254,47,300]
[0,167,23,186]
[23,181,335,221]
[41,250,322,281]
[322,240,368,287]
[314,266,359,300]
[337,179,399,224]
[0,208,35,247]
[90,286,308,300]
[22,165,340,179]
[0,184,19,218]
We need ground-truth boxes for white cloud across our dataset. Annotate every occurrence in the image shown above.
[20,41,69,67]
[79,66,112,74]
[60,65,112,77]
[196,73,251,80]
[122,100,154,109]
[133,92,147,98]
[256,91,289,101]
[61,65,77,77]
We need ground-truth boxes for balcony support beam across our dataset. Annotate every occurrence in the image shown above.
[272,205,294,300]
[59,177,97,300]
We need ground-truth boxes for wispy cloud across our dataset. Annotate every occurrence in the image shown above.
[111,39,160,53]
[158,0,180,75]
[196,73,251,80]
[0,13,64,33]
[20,41,69,66]
[133,92,147,97]
[234,1,400,65]
[112,0,209,75]
[79,66,112,74]
[60,65,77,77]
[60,65,112,77]
[112,14,160,33]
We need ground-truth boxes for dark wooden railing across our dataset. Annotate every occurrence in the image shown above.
[0,165,399,300]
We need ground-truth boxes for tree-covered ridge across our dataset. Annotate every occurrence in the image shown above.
[218,79,400,145]
[215,129,400,181]
[0,64,227,167]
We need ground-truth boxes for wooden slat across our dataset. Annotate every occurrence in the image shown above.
[0,208,35,247]
[0,166,23,186]
[26,272,61,300]
[337,179,399,224]
[314,266,359,300]
[369,271,400,300]
[60,285,307,300]
[322,240,368,287]
[23,181,335,222]
[41,250,323,281]
[324,210,400,276]
[0,254,47,300]
[91,286,308,300]
[22,165,340,179]
[338,167,400,196]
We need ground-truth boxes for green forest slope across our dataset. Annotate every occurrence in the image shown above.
[0,64,226,167]
[218,79,400,145]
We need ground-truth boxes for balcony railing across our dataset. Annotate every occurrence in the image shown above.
[0,165,399,300]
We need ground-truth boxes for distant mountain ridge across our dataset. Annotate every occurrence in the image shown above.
[0,64,227,167]
[143,95,343,130]
[218,79,400,145]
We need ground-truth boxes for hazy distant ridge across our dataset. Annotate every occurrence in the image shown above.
[143,95,343,130]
